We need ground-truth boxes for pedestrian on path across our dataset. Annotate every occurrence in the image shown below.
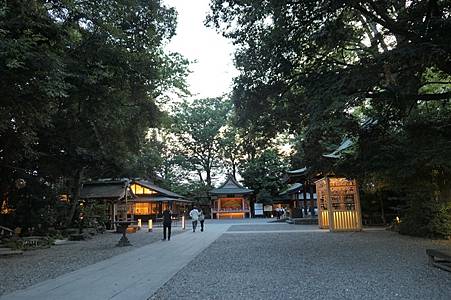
[162,208,172,241]
[199,210,205,232]
[189,207,200,232]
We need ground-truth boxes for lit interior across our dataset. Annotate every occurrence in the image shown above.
[130,184,157,195]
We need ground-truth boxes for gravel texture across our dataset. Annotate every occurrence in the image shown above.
[0,227,183,296]
[151,226,451,300]
[227,224,318,231]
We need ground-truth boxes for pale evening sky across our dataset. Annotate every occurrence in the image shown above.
[163,0,238,100]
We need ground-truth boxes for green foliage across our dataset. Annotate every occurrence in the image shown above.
[169,98,232,186]
[255,189,274,205]
[241,149,288,197]
[0,0,188,229]
[399,190,451,239]
[209,0,451,237]
[6,177,63,232]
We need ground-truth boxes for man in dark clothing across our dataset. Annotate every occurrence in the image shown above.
[162,209,172,241]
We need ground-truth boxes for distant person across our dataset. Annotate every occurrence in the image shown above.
[199,210,205,232]
[189,207,200,232]
[162,208,172,241]
[310,206,315,217]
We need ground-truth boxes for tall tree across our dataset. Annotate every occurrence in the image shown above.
[169,98,232,187]
[241,149,288,203]
[0,0,188,227]
[208,0,450,165]
[209,0,451,237]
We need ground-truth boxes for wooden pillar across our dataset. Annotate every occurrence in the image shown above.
[302,180,307,215]
[217,198,221,219]
[325,177,334,232]
[309,184,314,215]
[354,180,363,231]
[113,202,117,231]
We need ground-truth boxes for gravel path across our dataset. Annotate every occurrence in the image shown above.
[151,226,451,300]
[0,227,183,296]
[227,224,318,231]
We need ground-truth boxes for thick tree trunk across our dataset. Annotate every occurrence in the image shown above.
[65,167,85,227]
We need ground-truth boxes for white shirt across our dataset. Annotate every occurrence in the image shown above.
[189,209,200,221]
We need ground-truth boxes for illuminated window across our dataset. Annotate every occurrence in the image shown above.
[133,203,151,215]
[130,184,157,195]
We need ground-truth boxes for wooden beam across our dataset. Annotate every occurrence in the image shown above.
[325,177,334,232]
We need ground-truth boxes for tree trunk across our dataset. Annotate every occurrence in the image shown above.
[232,162,236,179]
[65,167,85,227]
[206,167,211,188]
[379,193,386,224]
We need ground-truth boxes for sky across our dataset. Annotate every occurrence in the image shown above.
[163,0,238,100]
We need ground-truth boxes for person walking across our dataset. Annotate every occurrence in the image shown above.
[199,210,205,232]
[162,208,172,241]
[189,207,200,232]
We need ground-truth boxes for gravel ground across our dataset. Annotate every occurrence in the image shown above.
[227,224,318,231]
[151,227,451,300]
[0,226,183,296]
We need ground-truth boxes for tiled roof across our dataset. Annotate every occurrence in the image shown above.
[210,175,253,195]
[80,180,127,199]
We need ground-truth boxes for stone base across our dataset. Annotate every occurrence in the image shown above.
[116,235,132,247]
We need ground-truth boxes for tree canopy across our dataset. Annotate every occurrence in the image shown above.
[208,0,451,237]
[169,98,232,187]
[0,0,188,227]
[208,0,450,165]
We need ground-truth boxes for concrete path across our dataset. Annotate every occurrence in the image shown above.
[0,223,231,300]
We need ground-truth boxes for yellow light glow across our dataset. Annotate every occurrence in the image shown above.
[138,219,142,228]
[182,215,185,230]
[218,212,245,219]
[130,184,157,195]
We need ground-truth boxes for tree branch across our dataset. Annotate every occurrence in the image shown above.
[368,91,451,101]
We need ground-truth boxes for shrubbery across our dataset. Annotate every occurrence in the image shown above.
[399,191,451,239]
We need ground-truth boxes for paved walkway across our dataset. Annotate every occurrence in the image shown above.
[0,223,231,300]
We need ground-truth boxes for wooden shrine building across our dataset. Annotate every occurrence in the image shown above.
[79,180,130,229]
[276,183,304,217]
[80,179,192,224]
[210,175,253,219]
[317,138,362,231]
[128,180,191,221]
[285,168,318,216]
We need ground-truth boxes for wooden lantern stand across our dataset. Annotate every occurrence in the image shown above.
[315,176,362,232]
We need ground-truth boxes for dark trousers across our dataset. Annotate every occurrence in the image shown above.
[192,220,198,232]
[163,223,171,240]
[200,220,204,232]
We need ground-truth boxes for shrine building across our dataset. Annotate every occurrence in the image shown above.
[210,175,253,219]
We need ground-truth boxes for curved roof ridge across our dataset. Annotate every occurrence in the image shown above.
[210,174,253,195]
